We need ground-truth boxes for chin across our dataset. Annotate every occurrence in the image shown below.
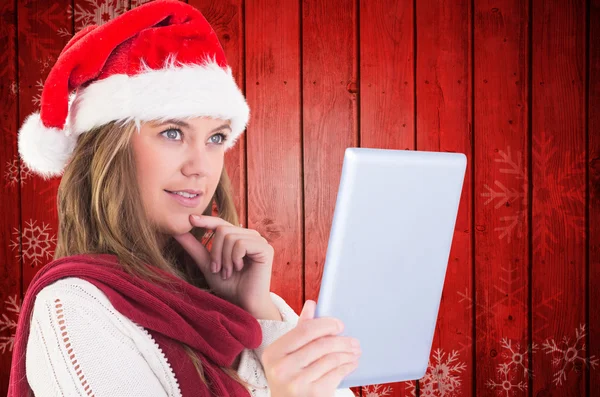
[159,216,194,237]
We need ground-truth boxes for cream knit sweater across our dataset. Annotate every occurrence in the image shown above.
[25,277,356,397]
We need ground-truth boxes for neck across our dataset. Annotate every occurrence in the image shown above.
[156,232,171,249]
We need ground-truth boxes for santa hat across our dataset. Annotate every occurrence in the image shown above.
[18,0,249,179]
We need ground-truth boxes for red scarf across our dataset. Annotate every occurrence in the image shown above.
[8,253,262,396]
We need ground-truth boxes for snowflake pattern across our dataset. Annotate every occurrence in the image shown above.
[69,0,128,33]
[406,349,466,397]
[0,295,21,354]
[486,363,527,396]
[13,1,67,70]
[0,2,16,80]
[10,219,57,267]
[457,261,526,348]
[362,384,392,397]
[4,156,33,187]
[532,131,586,257]
[542,324,598,386]
[485,338,537,396]
[480,146,527,242]
[458,260,562,350]
[31,78,45,107]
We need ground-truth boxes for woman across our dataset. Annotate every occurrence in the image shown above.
[8,1,361,396]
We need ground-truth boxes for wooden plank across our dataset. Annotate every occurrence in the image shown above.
[0,1,22,394]
[417,1,473,396]
[359,0,413,394]
[473,1,532,396]
[245,0,303,311]
[17,0,71,290]
[302,0,358,394]
[588,0,600,394]
[187,0,247,227]
[531,0,588,395]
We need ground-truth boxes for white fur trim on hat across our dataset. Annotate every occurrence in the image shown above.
[18,112,78,180]
[18,59,249,178]
[69,59,249,149]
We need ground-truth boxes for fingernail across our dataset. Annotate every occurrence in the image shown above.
[192,215,201,221]
[211,262,218,273]
[337,320,344,332]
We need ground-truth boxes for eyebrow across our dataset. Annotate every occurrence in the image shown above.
[154,118,232,133]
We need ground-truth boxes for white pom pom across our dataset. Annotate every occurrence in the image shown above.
[18,112,77,179]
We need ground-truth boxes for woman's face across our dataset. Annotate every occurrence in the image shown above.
[131,117,230,238]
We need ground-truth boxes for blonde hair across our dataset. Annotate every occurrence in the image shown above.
[54,120,256,392]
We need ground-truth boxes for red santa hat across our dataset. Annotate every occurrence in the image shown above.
[18,0,249,179]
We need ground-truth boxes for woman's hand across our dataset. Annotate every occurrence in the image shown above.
[262,300,361,397]
[173,214,274,313]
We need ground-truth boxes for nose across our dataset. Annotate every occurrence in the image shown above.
[180,145,211,178]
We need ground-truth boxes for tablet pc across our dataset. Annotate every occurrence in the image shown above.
[314,147,467,388]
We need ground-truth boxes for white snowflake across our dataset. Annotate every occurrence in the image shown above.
[73,0,128,30]
[406,349,466,397]
[485,363,527,396]
[499,338,537,378]
[362,384,392,396]
[485,338,537,396]
[480,146,527,242]
[10,219,57,267]
[31,79,45,107]
[4,157,33,187]
[542,324,598,386]
[0,295,21,354]
[37,56,55,74]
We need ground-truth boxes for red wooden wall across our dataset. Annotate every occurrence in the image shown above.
[1,0,598,396]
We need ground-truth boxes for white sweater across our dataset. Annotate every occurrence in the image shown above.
[25,277,355,397]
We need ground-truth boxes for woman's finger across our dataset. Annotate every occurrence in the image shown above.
[227,235,260,276]
[309,359,359,390]
[221,233,259,279]
[189,214,233,229]
[265,316,342,362]
[220,232,240,280]
[209,226,256,274]
[173,233,211,274]
[231,238,249,272]
[289,335,358,370]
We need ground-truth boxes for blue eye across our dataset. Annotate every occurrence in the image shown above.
[210,133,228,145]
[161,128,182,141]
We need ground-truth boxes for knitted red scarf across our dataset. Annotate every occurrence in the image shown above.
[8,253,262,397]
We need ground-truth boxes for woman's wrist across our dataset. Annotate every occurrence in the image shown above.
[246,299,283,321]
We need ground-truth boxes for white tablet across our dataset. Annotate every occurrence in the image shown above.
[314,147,467,388]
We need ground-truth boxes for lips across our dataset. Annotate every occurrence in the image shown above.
[165,189,203,208]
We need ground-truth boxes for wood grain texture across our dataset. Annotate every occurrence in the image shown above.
[188,0,247,227]
[417,1,473,397]
[359,0,414,395]
[360,0,414,152]
[588,0,600,395]
[0,1,21,394]
[473,1,531,396]
[245,0,304,312]
[302,0,359,394]
[1,1,598,395]
[532,0,588,395]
